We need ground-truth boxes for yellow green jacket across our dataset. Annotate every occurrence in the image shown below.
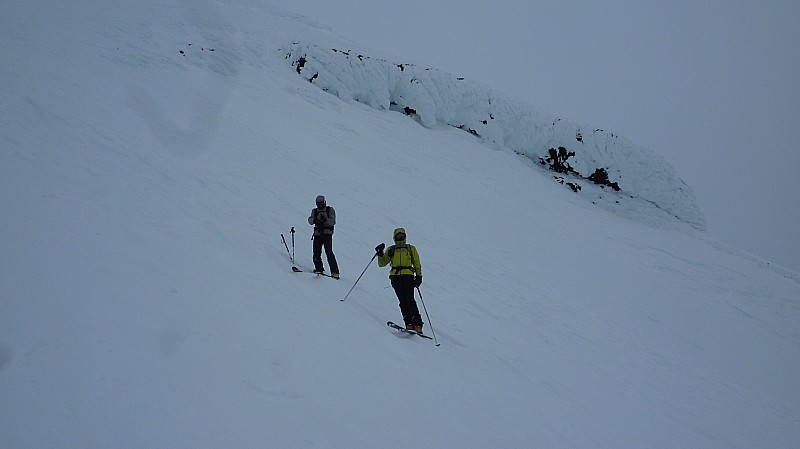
[378,228,422,277]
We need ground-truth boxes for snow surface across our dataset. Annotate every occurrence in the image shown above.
[282,42,706,230]
[1,1,799,448]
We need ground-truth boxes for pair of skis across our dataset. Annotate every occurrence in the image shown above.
[293,266,336,278]
[387,321,433,340]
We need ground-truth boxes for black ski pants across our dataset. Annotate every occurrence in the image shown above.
[390,274,422,327]
[312,233,339,274]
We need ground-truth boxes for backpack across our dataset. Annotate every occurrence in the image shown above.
[387,244,415,275]
[314,206,334,232]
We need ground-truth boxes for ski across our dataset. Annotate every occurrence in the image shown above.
[291,266,338,279]
[387,321,432,340]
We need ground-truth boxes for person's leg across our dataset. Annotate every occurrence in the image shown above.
[323,235,339,275]
[312,235,324,272]
[392,275,421,327]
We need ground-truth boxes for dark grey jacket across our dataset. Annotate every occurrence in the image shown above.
[308,206,336,236]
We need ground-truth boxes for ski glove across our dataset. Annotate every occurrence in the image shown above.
[375,243,385,256]
[414,276,422,287]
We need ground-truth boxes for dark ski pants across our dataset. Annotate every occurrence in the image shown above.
[312,233,339,274]
[390,275,422,327]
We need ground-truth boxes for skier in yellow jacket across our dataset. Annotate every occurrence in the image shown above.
[375,227,424,333]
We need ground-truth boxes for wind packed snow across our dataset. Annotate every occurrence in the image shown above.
[283,42,706,230]
[2,1,799,448]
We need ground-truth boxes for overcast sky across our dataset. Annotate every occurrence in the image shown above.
[268,0,800,272]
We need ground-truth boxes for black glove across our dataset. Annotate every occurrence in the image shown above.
[375,243,385,256]
[315,212,326,226]
[414,276,422,287]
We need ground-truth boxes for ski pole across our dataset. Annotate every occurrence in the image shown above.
[290,227,296,263]
[281,233,292,260]
[416,287,440,347]
[341,252,379,302]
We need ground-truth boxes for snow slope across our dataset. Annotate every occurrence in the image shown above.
[283,41,706,230]
[2,1,799,448]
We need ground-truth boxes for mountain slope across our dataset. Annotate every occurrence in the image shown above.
[1,1,799,448]
[283,41,705,229]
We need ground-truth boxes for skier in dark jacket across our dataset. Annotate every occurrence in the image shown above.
[308,195,339,279]
[375,227,423,333]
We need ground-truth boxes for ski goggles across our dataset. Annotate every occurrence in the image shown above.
[394,232,406,241]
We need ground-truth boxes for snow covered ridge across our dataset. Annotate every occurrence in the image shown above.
[283,42,706,230]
